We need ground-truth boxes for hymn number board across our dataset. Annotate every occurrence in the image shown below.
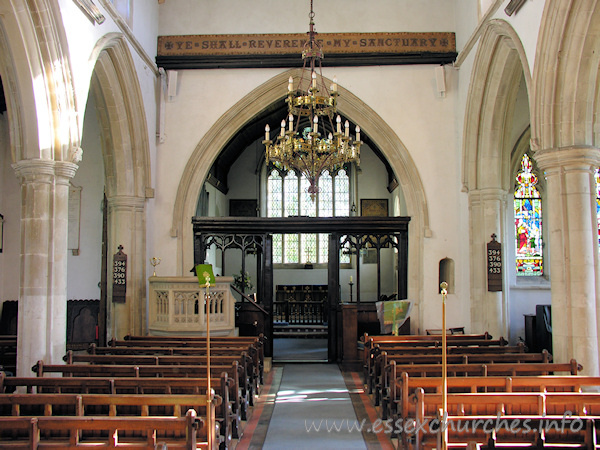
[487,234,502,292]
[112,245,127,303]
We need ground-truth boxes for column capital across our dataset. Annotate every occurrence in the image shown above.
[12,159,78,181]
[533,146,600,172]
[106,195,146,210]
[468,187,509,205]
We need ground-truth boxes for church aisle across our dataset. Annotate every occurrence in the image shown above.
[262,363,367,449]
[237,363,395,449]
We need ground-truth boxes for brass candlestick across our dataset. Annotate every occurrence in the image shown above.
[196,264,215,450]
[440,281,449,450]
[204,273,212,450]
[150,257,161,277]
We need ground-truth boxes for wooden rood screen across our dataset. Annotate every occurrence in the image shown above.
[192,216,410,361]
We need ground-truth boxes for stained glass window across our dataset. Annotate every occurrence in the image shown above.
[514,153,543,276]
[267,167,351,264]
[596,168,600,247]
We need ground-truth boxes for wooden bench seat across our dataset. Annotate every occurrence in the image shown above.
[376,360,582,435]
[363,337,512,382]
[63,351,258,410]
[369,350,552,403]
[364,332,493,343]
[389,374,600,425]
[0,393,219,447]
[0,408,207,449]
[419,414,597,450]
[363,343,528,390]
[122,334,263,343]
[0,335,17,375]
[33,359,254,420]
[412,390,600,449]
[1,372,241,446]
[94,339,265,385]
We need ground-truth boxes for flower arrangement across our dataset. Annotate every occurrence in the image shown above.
[233,270,254,291]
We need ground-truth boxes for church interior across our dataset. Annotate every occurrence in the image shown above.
[2,0,600,448]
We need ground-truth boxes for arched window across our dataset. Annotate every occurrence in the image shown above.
[514,153,543,276]
[267,167,351,264]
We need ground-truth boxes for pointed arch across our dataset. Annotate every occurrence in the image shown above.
[89,34,152,199]
[462,19,532,338]
[0,0,80,162]
[172,69,430,313]
[87,34,152,337]
[463,19,532,192]
[531,0,600,151]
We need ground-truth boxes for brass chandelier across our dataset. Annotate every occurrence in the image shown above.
[263,0,362,199]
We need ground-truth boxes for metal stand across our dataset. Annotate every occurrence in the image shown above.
[440,281,448,450]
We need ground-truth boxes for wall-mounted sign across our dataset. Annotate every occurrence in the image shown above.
[487,234,502,292]
[112,245,127,303]
[157,32,457,69]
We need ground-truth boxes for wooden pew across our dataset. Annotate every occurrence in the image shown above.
[0,392,219,447]
[432,414,596,450]
[0,407,206,449]
[364,343,527,390]
[99,338,265,386]
[121,334,263,344]
[363,332,495,357]
[69,349,260,396]
[1,372,241,446]
[412,390,600,449]
[386,360,581,379]
[371,350,551,405]
[376,359,582,443]
[33,359,254,421]
[363,339,517,388]
[0,335,17,375]
[66,351,257,412]
[388,374,600,435]
[364,332,493,343]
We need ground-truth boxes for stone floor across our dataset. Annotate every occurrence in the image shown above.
[272,338,328,363]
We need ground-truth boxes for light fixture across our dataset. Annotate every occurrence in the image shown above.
[263,0,361,200]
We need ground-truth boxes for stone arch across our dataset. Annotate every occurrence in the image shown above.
[0,19,25,165]
[463,19,532,192]
[0,0,80,163]
[462,19,532,338]
[529,0,600,372]
[531,0,600,151]
[172,68,430,323]
[87,34,151,338]
[89,34,152,199]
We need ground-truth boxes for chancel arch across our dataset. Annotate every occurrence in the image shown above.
[172,68,430,331]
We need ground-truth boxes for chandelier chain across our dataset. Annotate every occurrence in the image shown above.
[263,0,362,200]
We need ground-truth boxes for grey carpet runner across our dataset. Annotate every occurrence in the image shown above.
[262,363,367,449]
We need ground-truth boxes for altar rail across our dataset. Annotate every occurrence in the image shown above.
[148,276,236,336]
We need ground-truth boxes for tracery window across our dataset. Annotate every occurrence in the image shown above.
[514,153,543,276]
[267,167,350,264]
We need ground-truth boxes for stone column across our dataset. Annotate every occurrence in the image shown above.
[12,159,78,376]
[106,195,146,340]
[534,146,600,375]
[468,188,509,340]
